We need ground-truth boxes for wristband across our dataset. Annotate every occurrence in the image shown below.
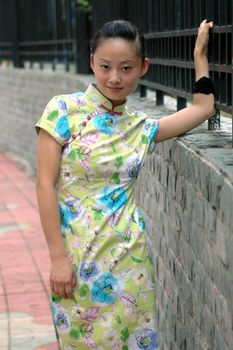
[192,76,215,96]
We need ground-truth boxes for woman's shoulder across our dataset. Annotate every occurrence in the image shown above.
[49,91,86,115]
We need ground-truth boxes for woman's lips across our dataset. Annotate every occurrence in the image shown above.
[107,86,123,92]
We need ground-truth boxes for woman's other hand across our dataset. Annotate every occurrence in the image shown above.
[194,19,213,57]
[50,256,77,299]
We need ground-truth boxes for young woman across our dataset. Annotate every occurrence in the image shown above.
[36,19,214,349]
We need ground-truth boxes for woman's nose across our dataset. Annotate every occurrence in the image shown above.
[109,70,121,84]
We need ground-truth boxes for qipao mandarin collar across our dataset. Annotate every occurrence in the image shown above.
[84,83,127,115]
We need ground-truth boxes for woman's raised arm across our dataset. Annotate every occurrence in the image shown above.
[156,20,215,143]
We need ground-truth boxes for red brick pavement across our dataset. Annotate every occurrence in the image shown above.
[0,152,58,350]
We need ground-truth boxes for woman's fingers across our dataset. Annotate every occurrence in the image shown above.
[50,276,77,299]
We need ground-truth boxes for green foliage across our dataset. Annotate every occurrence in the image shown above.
[76,0,92,13]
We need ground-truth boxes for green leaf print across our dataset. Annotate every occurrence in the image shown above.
[79,325,87,337]
[122,346,129,350]
[111,172,120,184]
[114,314,122,324]
[141,134,148,144]
[120,327,129,341]
[131,255,144,263]
[47,109,58,121]
[51,293,62,303]
[111,247,117,257]
[79,283,89,297]
[94,209,103,221]
[115,156,123,168]
[73,264,78,273]
[68,149,82,160]
[111,142,117,153]
[70,124,76,135]
[70,328,80,339]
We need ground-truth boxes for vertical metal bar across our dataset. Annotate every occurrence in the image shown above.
[232,6,233,146]
[156,90,164,105]
[177,96,186,110]
[11,0,22,67]
[140,85,147,98]
[51,0,58,70]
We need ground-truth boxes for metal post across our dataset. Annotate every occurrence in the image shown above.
[11,0,22,67]
[231,7,233,147]
[156,90,164,105]
[140,85,147,98]
[51,0,58,71]
[177,96,186,110]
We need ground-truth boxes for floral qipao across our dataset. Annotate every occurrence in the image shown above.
[36,84,160,349]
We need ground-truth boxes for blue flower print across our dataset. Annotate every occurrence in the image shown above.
[132,207,146,231]
[53,305,71,334]
[91,272,118,304]
[65,196,82,220]
[59,204,72,229]
[127,158,141,178]
[74,92,84,97]
[93,113,117,135]
[128,328,159,350]
[79,260,99,281]
[148,121,158,152]
[57,99,67,112]
[55,115,70,140]
[98,186,128,215]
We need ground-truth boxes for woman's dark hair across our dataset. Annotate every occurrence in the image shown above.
[90,20,145,62]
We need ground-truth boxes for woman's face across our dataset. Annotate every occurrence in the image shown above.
[91,38,149,107]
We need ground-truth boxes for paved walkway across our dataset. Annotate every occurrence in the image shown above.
[0,152,58,349]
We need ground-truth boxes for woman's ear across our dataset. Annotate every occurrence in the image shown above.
[90,54,94,70]
[140,58,149,77]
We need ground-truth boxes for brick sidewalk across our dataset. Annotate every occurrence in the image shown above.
[0,152,58,350]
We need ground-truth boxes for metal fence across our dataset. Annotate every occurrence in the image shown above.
[0,0,232,142]
[0,0,77,71]
[129,0,232,126]
[91,0,232,143]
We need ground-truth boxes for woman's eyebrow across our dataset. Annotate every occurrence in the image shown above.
[97,58,136,63]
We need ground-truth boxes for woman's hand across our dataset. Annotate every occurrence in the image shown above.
[194,19,213,57]
[50,256,77,299]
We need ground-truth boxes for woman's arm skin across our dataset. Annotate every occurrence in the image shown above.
[156,20,215,143]
[36,129,77,298]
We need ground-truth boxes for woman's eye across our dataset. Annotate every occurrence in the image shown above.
[100,65,109,70]
[122,66,132,72]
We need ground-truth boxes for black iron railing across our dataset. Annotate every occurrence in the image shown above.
[0,0,232,143]
[19,39,76,71]
[126,0,232,143]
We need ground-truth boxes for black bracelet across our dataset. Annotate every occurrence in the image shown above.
[192,76,215,96]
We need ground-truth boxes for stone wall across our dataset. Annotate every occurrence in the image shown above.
[0,67,232,350]
[0,67,90,174]
[136,140,233,350]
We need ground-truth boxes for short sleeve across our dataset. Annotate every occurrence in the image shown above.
[144,118,159,154]
[35,96,71,146]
